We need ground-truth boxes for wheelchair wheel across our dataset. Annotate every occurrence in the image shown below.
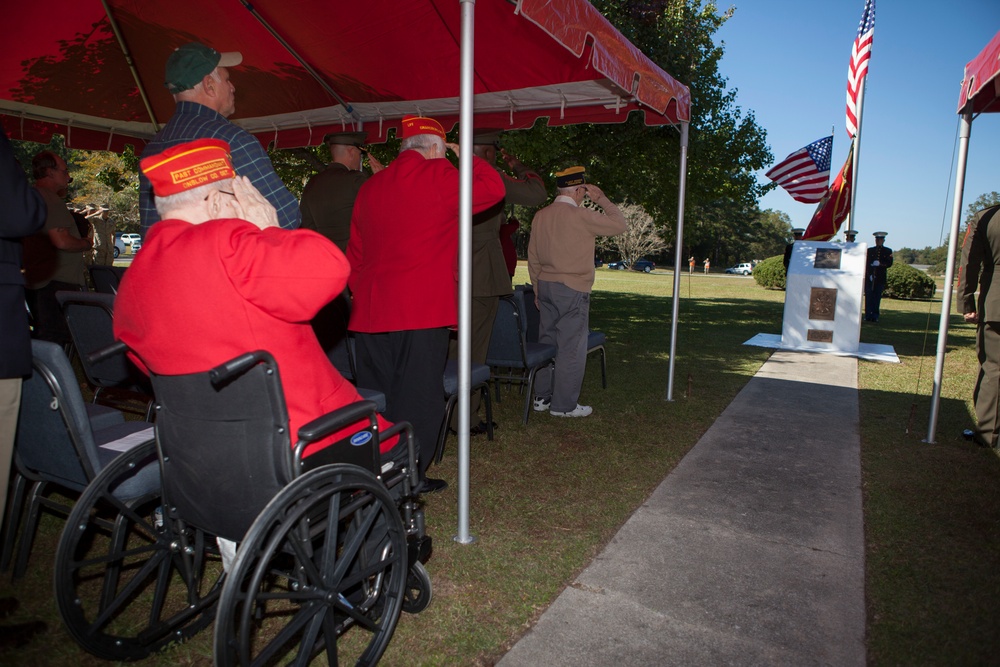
[54,440,224,661]
[402,560,433,614]
[214,463,408,666]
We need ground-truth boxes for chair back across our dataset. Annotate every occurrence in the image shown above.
[89,265,126,294]
[150,352,293,541]
[17,340,101,490]
[56,291,151,395]
[513,286,540,343]
[486,295,527,368]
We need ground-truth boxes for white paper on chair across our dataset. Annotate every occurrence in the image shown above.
[100,427,155,453]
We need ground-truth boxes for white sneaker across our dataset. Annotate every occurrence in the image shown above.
[533,397,551,412]
[550,404,593,418]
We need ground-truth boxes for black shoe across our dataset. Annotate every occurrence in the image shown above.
[416,478,448,494]
[470,420,496,436]
[0,621,47,649]
[0,598,17,619]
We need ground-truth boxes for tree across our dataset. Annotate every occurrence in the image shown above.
[491,0,773,265]
[745,209,793,261]
[964,191,1000,228]
[597,202,668,264]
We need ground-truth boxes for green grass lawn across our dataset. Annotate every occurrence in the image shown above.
[2,267,998,665]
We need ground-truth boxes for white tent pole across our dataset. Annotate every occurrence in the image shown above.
[455,0,476,544]
[926,111,973,443]
[666,121,689,401]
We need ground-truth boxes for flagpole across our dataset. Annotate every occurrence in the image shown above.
[848,81,865,234]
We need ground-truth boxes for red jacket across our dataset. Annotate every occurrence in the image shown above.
[347,150,506,332]
[114,218,395,456]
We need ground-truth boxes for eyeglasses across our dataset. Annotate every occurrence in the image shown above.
[204,190,236,201]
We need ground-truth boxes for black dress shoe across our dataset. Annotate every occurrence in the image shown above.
[0,598,18,619]
[470,420,497,436]
[0,620,47,649]
[416,478,448,494]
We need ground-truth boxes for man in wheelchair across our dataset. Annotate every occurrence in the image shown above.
[114,138,423,474]
[52,137,433,664]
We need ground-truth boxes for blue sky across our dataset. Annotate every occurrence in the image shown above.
[715,0,1000,250]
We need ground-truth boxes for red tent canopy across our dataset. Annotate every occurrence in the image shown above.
[1,0,690,152]
[958,28,1000,114]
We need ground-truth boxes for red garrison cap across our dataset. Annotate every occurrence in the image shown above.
[400,115,446,140]
[140,139,234,197]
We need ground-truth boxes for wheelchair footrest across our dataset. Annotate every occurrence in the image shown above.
[408,535,432,567]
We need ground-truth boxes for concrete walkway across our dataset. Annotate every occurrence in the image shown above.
[498,350,866,666]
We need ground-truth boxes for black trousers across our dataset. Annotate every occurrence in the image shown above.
[353,328,449,478]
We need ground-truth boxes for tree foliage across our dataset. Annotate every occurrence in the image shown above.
[597,202,668,264]
[964,191,1000,228]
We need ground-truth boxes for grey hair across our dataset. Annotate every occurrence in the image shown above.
[172,68,222,102]
[401,134,444,155]
[153,179,230,218]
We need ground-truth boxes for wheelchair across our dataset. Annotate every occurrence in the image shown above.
[53,346,433,665]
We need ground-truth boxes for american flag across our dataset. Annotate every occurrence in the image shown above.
[765,136,833,204]
[846,0,876,138]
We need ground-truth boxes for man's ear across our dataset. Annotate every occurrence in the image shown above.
[205,190,225,218]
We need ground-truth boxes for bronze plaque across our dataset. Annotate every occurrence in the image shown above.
[807,329,834,343]
[814,248,842,270]
[809,287,838,321]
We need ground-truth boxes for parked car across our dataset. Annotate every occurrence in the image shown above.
[725,262,754,275]
[607,259,655,273]
[114,233,142,258]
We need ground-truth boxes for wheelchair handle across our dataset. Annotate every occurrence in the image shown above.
[86,340,129,365]
[208,351,274,387]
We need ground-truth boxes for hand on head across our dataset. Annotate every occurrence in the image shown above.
[231,176,278,230]
[445,142,460,158]
[582,184,605,201]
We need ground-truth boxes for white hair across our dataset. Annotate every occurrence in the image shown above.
[153,179,230,218]
[401,134,444,155]
[172,68,223,103]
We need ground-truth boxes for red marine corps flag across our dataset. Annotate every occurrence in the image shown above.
[803,145,854,241]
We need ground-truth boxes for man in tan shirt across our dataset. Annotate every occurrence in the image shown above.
[527,166,626,417]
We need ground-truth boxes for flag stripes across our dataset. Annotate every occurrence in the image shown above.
[765,136,833,204]
[846,0,875,137]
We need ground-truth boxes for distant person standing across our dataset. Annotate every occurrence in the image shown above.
[528,166,626,418]
[864,231,893,322]
[703,257,710,274]
[957,205,1000,449]
[844,228,858,243]
[300,131,383,253]
[300,131,384,354]
[139,42,300,232]
[348,115,505,490]
[688,255,695,274]
[88,206,116,266]
[22,150,90,344]
[462,128,546,434]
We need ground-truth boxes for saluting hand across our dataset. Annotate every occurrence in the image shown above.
[231,176,279,230]
[367,153,385,174]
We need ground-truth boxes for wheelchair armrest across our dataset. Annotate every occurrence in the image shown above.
[296,400,379,443]
[87,340,128,365]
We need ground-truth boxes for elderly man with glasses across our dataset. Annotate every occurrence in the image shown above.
[528,166,626,418]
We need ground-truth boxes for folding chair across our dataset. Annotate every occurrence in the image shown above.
[515,284,608,388]
[0,340,157,579]
[55,290,155,420]
[485,294,556,424]
[88,265,126,294]
[434,359,494,463]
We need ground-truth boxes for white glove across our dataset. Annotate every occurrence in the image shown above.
[871,260,880,267]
